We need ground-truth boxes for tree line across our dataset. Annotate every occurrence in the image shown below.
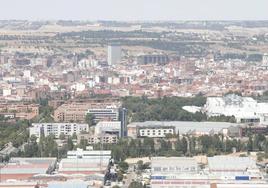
[91,132,268,162]
[122,96,236,123]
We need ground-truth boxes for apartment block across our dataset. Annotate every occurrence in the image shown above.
[29,123,89,139]
[54,99,121,123]
[0,103,39,120]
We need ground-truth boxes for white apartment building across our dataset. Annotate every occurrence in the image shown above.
[262,53,268,69]
[78,133,118,145]
[107,45,121,65]
[30,123,89,139]
[138,126,175,138]
[88,134,118,145]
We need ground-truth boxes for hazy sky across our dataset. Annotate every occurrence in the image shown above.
[0,0,268,21]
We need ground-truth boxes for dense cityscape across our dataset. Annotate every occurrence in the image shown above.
[1,7,268,188]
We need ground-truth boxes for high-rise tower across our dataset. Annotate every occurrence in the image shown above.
[107,45,121,65]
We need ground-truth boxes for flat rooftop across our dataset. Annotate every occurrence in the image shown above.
[128,121,239,134]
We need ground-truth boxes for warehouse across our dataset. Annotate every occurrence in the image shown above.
[150,157,267,188]
[204,94,268,124]
[207,156,263,181]
[0,158,56,181]
[127,121,238,138]
[151,157,209,188]
[58,148,111,175]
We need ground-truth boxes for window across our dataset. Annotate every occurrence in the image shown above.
[162,167,168,171]
[154,167,161,172]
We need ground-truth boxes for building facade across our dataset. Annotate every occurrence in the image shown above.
[94,121,121,136]
[151,157,207,188]
[204,94,268,124]
[87,107,119,123]
[78,133,118,145]
[138,126,175,138]
[108,45,121,65]
[54,99,121,122]
[58,149,111,175]
[137,54,169,65]
[30,123,89,139]
[0,103,39,120]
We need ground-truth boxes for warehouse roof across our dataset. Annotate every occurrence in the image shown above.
[208,156,257,171]
[128,121,239,134]
[0,157,56,175]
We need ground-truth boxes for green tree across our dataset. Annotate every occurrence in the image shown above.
[129,181,143,188]
[265,140,268,158]
[137,160,144,171]
[112,145,127,162]
[143,138,155,156]
[181,137,188,155]
[23,141,39,157]
[85,113,95,127]
[72,132,77,139]
[67,137,74,150]
[112,185,123,188]
[78,138,88,150]
[128,139,138,157]
[118,161,129,173]
[247,136,253,152]
[59,133,65,140]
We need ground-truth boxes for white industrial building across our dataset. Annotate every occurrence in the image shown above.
[67,148,111,160]
[58,148,111,175]
[207,156,263,180]
[150,157,267,188]
[30,123,89,139]
[151,157,209,188]
[204,94,268,124]
[127,121,238,138]
[107,45,121,65]
[138,126,175,138]
[94,121,121,136]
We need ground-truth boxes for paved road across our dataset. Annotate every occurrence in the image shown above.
[123,165,137,188]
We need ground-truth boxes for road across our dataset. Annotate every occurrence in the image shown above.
[123,165,137,188]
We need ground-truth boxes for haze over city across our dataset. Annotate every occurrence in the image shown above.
[0,0,268,20]
[1,1,268,188]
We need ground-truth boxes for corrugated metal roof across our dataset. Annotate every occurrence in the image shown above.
[208,156,257,171]
[48,180,91,188]
[128,121,238,134]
